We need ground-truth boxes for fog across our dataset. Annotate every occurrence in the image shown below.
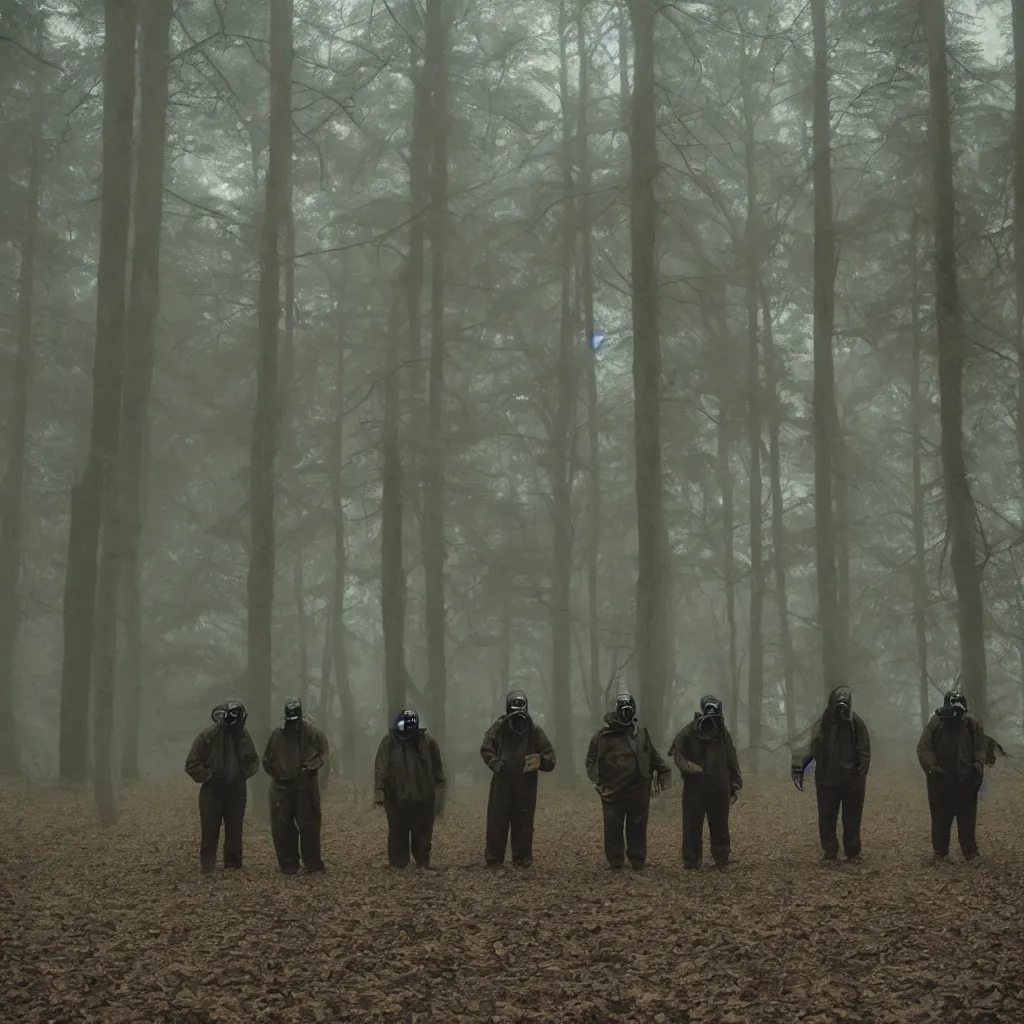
[2,0,1021,798]
[5,0,1024,1020]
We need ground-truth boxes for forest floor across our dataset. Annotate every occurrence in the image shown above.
[2,770,1023,1024]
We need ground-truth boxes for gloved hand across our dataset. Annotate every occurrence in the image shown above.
[434,786,446,819]
[792,767,804,792]
[730,791,738,806]
[929,765,946,775]
[523,754,541,773]
[651,774,662,797]
[683,760,703,775]
[595,785,612,797]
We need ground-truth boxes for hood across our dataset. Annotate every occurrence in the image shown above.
[820,686,854,728]
[505,689,529,712]
[825,686,853,720]
[937,690,969,720]
[826,686,852,710]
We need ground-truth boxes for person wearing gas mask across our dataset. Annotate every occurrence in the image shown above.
[185,700,260,872]
[917,688,985,864]
[480,691,556,868]
[374,708,446,869]
[792,686,871,863]
[669,695,741,869]
[261,699,328,874]
[585,692,671,871]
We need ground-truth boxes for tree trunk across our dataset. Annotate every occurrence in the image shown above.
[320,601,333,734]
[924,0,987,714]
[293,553,308,704]
[628,0,666,725]
[909,211,931,728]
[810,0,843,696]
[59,465,101,779]
[761,281,797,744]
[405,6,429,514]
[834,424,850,670]
[90,0,138,823]
[704,281,739,735]
[550,0,578,760]
[0,12,46,775]
[284,202,302,709]
[60,0,141,779]
[248,0,292,744]
[119,0,172,782]
[1011,0,1024,703]
[578,1,602,729]
[741,24,764,763]
[331,304,356,776]
[423,0,449,746]
[618,3,630,132]
[496,594,512,707]
[382,281,408,722]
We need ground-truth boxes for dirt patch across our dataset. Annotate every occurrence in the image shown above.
[1,770,1022,1022]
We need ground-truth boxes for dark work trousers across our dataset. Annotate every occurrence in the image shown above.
[384,798,435,867]
[485,770,539,866]
[927,772,980,857]
[681,781,731,867]
[269,778,324,873]
[198,777,247,869]
[816,776,866,859]
[601,778,651,869]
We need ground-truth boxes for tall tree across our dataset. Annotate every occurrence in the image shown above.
[382,283,408,720]
[119,0,173,781]
[550,0,578,756]
[629,0,667,726]
[422,0,449,746]
[909,212,931,728]
[810,0,843,696]
[740,18,765,760]
[704,280,739,735]
[248,0,293,743]
[330,305,356,775]
[923,0,987,713]
[0,10,46,775]
[578,0,603,726]
[761,283,797,742]
[1012,0,1024,696]
[91,0,139,821]
[59,0,141,778]
[405,2,428,525]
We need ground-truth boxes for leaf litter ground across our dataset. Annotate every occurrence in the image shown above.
[2,770,1023,1023]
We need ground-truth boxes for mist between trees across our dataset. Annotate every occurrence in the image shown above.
[1,0,1022,824]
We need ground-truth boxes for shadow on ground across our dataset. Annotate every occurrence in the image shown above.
[1,770,1022,1022]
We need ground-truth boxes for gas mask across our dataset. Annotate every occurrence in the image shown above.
[832,687,853,723]
[395,708,419,738]
[614,692,636,727]
[697,695,724,739]
[222,700,246,729]
[940,689,968,720]
[505,691,529,735]
[283,699,302,728]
